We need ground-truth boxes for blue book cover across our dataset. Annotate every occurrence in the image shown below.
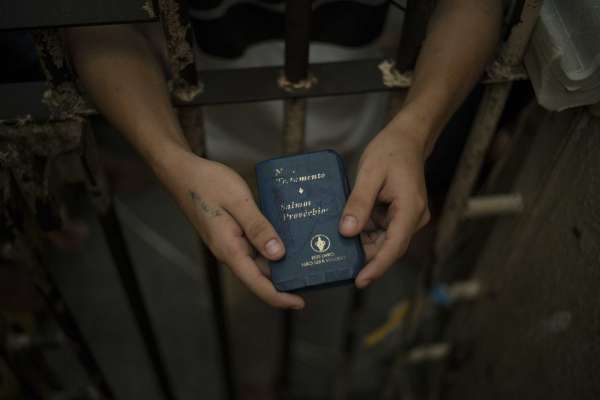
[255,150,365,292]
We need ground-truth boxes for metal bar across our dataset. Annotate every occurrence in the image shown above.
[178,106,238,400]
[34,273,115,399]
[0,61,528,123]
[433,0,543,276]
[333,290,364,400]
[387,0,434,116]
[97,205,177,400]
[158,0,203,102]
[278,1,313,397]
[31,29,88,121]
[395,0,435,72]
[284,0,312,83]
[0,0,157,31]
[202,247,237,400]
[463,193,523,219]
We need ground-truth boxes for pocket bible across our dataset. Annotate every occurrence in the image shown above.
[255,150,365,292]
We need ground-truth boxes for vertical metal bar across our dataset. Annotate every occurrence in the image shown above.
[280,1,312,397]
[80,123,177,400]
[395,0,435,73]
[32,30,87,120]
[158,0,203,102]
[284,0,312,84]
[159,0,235,396]
[35,269,115,399]
[97,206,177,400]
[433,0,543,278]
[389,0,435,116]
[333,290,364,400]
[178,105,238,400]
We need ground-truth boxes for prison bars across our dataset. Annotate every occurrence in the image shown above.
[0,1,541,399]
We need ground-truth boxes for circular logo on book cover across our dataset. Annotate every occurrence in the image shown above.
[310,234,331,253]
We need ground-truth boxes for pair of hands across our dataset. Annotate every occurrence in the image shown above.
[170,113,431,310]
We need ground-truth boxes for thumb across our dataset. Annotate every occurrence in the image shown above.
[228,198,285,261]
[340,166,384,237]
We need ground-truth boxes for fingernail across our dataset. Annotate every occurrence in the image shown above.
[291,303,304,310]
[265,239,282,256]
[341,215,357,232]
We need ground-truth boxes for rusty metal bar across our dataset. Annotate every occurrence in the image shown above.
[0,60,528,124]
[433,0,543,276]
[278,1,313,397]
[177,106,238,400]
[158,0,203,103]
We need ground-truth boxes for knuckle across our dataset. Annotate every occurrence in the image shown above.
[347,195,371,217]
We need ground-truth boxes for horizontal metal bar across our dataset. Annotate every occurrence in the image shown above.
[0,0,156,31]
[463,193,524,219]
[0,59,527,123]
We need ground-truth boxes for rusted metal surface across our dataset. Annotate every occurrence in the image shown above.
[282,99,306,155]
[158,0,202,103]
[32,30,91,121]
[1,59,528,124]
[0,121,82,231]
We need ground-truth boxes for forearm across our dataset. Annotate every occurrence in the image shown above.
[64,25,190,175]
[392,0,503,154]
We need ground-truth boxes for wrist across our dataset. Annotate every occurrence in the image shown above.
[148,142,202,187]
[386,107,437,158]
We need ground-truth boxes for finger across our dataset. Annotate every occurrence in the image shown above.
[340,166,385,237]
[364,217,377,232]
[225,253,304,309]
[355,200,422,288]
[371,204,389,229]
[361,230,385,262]
[227,197,285,261]
[255,256,271,278]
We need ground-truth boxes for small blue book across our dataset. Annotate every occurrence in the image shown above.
[255,150,365,292]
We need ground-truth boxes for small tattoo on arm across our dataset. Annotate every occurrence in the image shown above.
[189,191,222,217]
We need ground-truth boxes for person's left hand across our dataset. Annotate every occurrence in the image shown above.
[339,112,432,288]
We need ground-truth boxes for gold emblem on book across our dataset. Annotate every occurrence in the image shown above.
[310,234,331,253]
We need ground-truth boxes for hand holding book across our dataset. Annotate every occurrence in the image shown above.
[340,112,431,289]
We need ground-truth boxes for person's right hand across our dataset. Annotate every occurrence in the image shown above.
[162,152,305,310]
